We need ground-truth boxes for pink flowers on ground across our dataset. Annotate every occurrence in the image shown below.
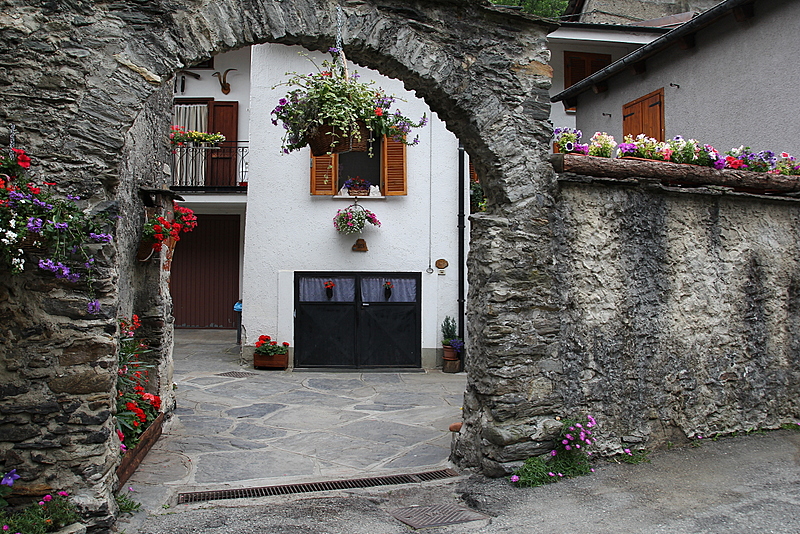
[510,475,520,483]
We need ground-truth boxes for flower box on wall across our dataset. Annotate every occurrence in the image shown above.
[253,351,289,370]
[115,412,164,490]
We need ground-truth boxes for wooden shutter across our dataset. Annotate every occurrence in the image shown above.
[623,88,664,141]
[563,51,611,111]
[381,136,407,196]
[310,153,338,195]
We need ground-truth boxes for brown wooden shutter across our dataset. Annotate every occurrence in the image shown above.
[623,88,664,141]
[310,153,338,195]
[381,136,407,196]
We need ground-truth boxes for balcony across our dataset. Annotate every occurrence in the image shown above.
[170,142,249,192]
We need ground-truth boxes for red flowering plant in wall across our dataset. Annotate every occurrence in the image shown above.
[116,315,161,453]
[254,335,290,356]
[142,201,198,252]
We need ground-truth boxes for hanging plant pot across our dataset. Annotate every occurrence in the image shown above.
[326,286,334,300]
[308,121,369,157]
[136,240,156,261]
[384,287,392,300]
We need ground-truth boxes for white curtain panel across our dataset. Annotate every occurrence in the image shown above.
[172,104,209,186]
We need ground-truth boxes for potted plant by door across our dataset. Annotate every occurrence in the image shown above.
[441,315,464,367]
[253,334,290,369]
[271,48,427,156]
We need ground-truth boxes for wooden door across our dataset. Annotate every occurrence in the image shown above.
[623,88,664,141]
[294,272,421,368]
[208,101,238,186]
[171,214,240,328]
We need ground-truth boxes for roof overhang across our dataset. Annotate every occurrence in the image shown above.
[551,0,756,104]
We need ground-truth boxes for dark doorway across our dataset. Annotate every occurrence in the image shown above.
[171,214,240,328]
[294,272,421,368]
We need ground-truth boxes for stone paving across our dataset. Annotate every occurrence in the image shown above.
[120,329,467,519]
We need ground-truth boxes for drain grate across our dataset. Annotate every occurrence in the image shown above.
[177,468,459,504]
[390,504,490,529]
[215,371,258,378]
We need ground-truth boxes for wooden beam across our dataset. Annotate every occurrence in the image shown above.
[632,61,646,75]
[550,154,800,194]
[592,81,608,94]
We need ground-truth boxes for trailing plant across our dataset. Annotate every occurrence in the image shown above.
[116,315,161,453]
[271,49,426,154]
[169,125,226,146]
[332,203,381,234]
[254,334,290,356]
[0,144,115,314]
[0,472,79,533]
[510,415,597,487]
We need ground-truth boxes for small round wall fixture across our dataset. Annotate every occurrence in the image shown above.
[435,258,449,269]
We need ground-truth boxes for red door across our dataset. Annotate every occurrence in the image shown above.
[208,101,238,186]
[171,214,240,328]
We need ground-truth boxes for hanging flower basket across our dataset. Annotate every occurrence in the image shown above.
[271,48,427,155]
[333,202,381,234]
[308,120,370,157]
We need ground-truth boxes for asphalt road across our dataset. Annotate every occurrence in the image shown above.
[120,429,800,534]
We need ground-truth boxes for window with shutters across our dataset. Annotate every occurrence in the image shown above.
[310,136,407,196]
[563,51,612,111]
[622,88,665,141]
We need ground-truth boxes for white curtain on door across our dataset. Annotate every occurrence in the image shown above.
[172,104,209,186]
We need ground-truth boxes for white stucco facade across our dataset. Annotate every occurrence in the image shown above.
[177,44,468,367]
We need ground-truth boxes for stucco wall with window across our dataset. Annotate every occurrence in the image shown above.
[574,0,800,154]
[244,44,468,366]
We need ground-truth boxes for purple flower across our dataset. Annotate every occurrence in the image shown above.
[53,221,68,231]
[90,232,112,243]
[88,300,101,314]
[550,450,557,456]
[1,469,20,486]
[26,217,43,233]
[510,475,519,483]
[66,194,81,201]
[328,47,340,54]
[564,141,574,152]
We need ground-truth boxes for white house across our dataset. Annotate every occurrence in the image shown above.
[168,43,469,369]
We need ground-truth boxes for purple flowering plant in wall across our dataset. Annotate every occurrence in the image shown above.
[510,415,598,487]
[0,469,80,532]
[0,140,115,314]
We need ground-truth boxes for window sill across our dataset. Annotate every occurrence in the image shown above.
[332,195,386,199]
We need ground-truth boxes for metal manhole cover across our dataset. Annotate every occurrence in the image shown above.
[216,371,258,378]
[390,504,490,529]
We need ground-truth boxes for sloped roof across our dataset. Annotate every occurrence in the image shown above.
[551,0,754,104]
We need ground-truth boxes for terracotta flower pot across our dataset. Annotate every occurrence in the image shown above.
[307,121,369,157]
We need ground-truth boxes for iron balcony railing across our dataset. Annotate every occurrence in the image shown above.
[170,142,249,191]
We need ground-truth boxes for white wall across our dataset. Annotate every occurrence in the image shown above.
[242,44,466,353]
[172,47,252,141]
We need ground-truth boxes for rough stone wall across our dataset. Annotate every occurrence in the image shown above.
[453,172,800,476]
[555,179,800,451]
[0,0,557,527]
[0,4,176,529]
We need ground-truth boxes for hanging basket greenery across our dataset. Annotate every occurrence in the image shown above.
[332,202,381,234]
[271,48,427,156]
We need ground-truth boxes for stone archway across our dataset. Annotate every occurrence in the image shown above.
[0,0,558,526]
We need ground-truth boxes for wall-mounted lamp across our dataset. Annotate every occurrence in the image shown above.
[602,113,612,118]
[352,238,368,252]
[669,83,681,88]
